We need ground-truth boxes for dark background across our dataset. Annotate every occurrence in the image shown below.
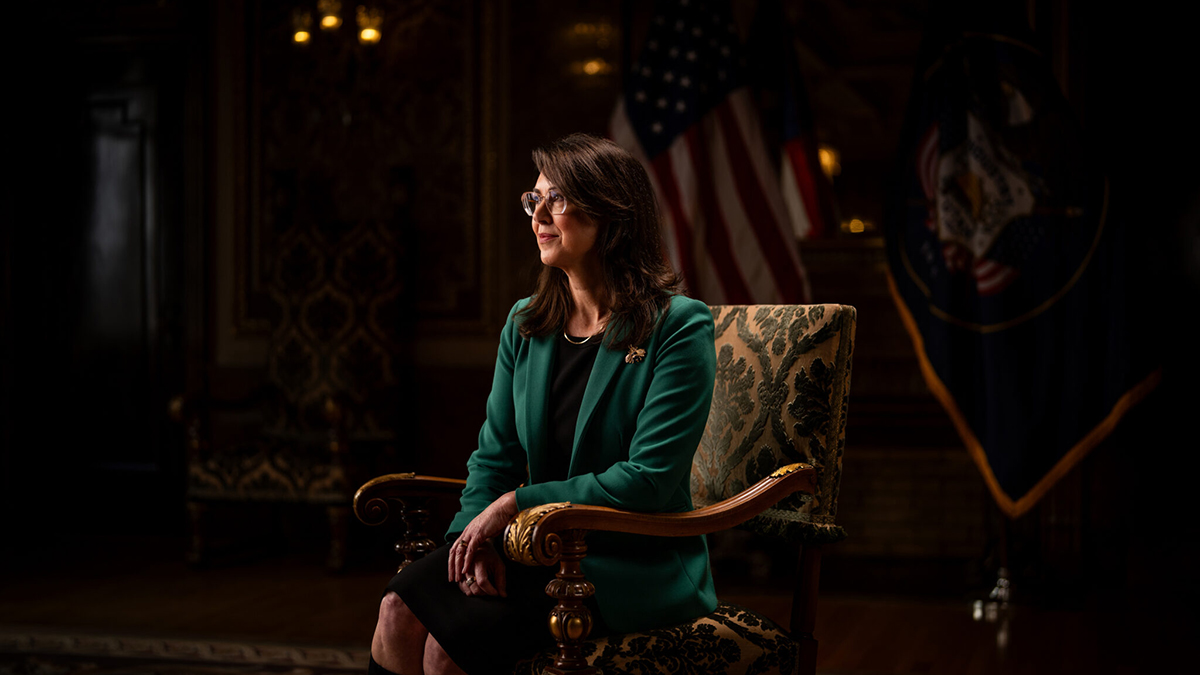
[1,0,1196,647]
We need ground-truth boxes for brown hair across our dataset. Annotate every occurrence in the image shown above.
[516,133,682,351]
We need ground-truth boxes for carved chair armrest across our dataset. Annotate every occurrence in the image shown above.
[353,473,468,525]
[504,463,815,566]
[354,473,468,570]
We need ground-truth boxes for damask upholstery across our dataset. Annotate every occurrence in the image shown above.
[514,603,799,675]
[187,438,348,504]
[693,305,855,544]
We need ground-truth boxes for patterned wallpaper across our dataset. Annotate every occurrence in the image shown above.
[233,0,500,345]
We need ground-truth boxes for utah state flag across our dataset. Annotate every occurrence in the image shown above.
[884,3,1161,517]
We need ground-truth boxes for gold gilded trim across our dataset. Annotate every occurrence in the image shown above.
[503,502,572,566]
[548,607,594,643]
[769,463,810,478]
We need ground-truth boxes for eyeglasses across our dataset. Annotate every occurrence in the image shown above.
[521,190,568,216]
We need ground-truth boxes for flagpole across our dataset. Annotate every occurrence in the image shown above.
[619,0,632,85]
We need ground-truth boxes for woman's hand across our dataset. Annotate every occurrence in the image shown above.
[456,542,508,597]
[448,491,517,583]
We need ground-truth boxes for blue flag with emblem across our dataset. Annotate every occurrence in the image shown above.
[884,3,1161,517]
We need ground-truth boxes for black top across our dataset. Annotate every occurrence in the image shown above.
[544,332,603,482]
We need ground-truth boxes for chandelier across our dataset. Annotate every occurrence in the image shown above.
[292,0,383,46]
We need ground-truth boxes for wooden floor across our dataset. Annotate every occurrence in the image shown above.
[0,535,1187,674]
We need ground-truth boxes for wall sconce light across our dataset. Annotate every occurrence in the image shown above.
[318,0,343,30]
[357,6,383,45]
[570,58,613,76]
[292,9,313,43]
[818,145,841,180]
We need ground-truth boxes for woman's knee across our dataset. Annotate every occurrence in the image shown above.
[423,634,464,675]
[376,592,420,635]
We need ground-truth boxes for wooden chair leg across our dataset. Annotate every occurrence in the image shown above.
[542,530,597,675]
[186,501,207,566]
[327,505,350,571]
[790,544,822,675]
[796,635,818,675]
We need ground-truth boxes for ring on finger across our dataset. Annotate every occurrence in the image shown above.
[466,576,476,585]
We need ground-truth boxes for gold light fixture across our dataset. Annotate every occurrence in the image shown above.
[566,20,616,81]
[292,9,313,43]
[571,58,613,76]
[318,0,343,30]
[818,145,841,180]
[571,21,615,48]
[839,218,875,235]
[357,5,383,44]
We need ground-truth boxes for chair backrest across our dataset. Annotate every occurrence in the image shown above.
[691,305,856,544]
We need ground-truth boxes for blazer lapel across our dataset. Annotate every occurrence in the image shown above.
[568,343,624,475]
[523,333,556,470]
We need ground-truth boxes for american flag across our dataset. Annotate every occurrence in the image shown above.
[609,0,810,304]
[745,0,835,241]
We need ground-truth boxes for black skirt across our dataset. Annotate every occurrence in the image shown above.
[387,543,608,675]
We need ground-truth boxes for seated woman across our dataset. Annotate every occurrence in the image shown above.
[369,133,717,675]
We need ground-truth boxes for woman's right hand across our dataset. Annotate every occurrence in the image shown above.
[449,491,517,583]
[457,541,507,598]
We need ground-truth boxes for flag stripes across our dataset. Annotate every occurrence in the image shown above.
[781,140,820,238]
[611,90,810,304]
[609,0,810,304]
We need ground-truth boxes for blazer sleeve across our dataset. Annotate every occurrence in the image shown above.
[446,301,529,538]
[513,297,715,513]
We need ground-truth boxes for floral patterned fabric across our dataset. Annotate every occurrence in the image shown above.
[188,439,347,504]
[692,305,856,544]
[513,602,799,675]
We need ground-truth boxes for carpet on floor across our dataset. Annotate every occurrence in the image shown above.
[0,630,368,675]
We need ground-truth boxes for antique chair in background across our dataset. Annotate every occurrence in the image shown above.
[355,304,856,674]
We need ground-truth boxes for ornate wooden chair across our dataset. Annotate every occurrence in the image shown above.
[355,304,856,675]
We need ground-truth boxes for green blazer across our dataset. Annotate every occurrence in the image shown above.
[447,294,718,633]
